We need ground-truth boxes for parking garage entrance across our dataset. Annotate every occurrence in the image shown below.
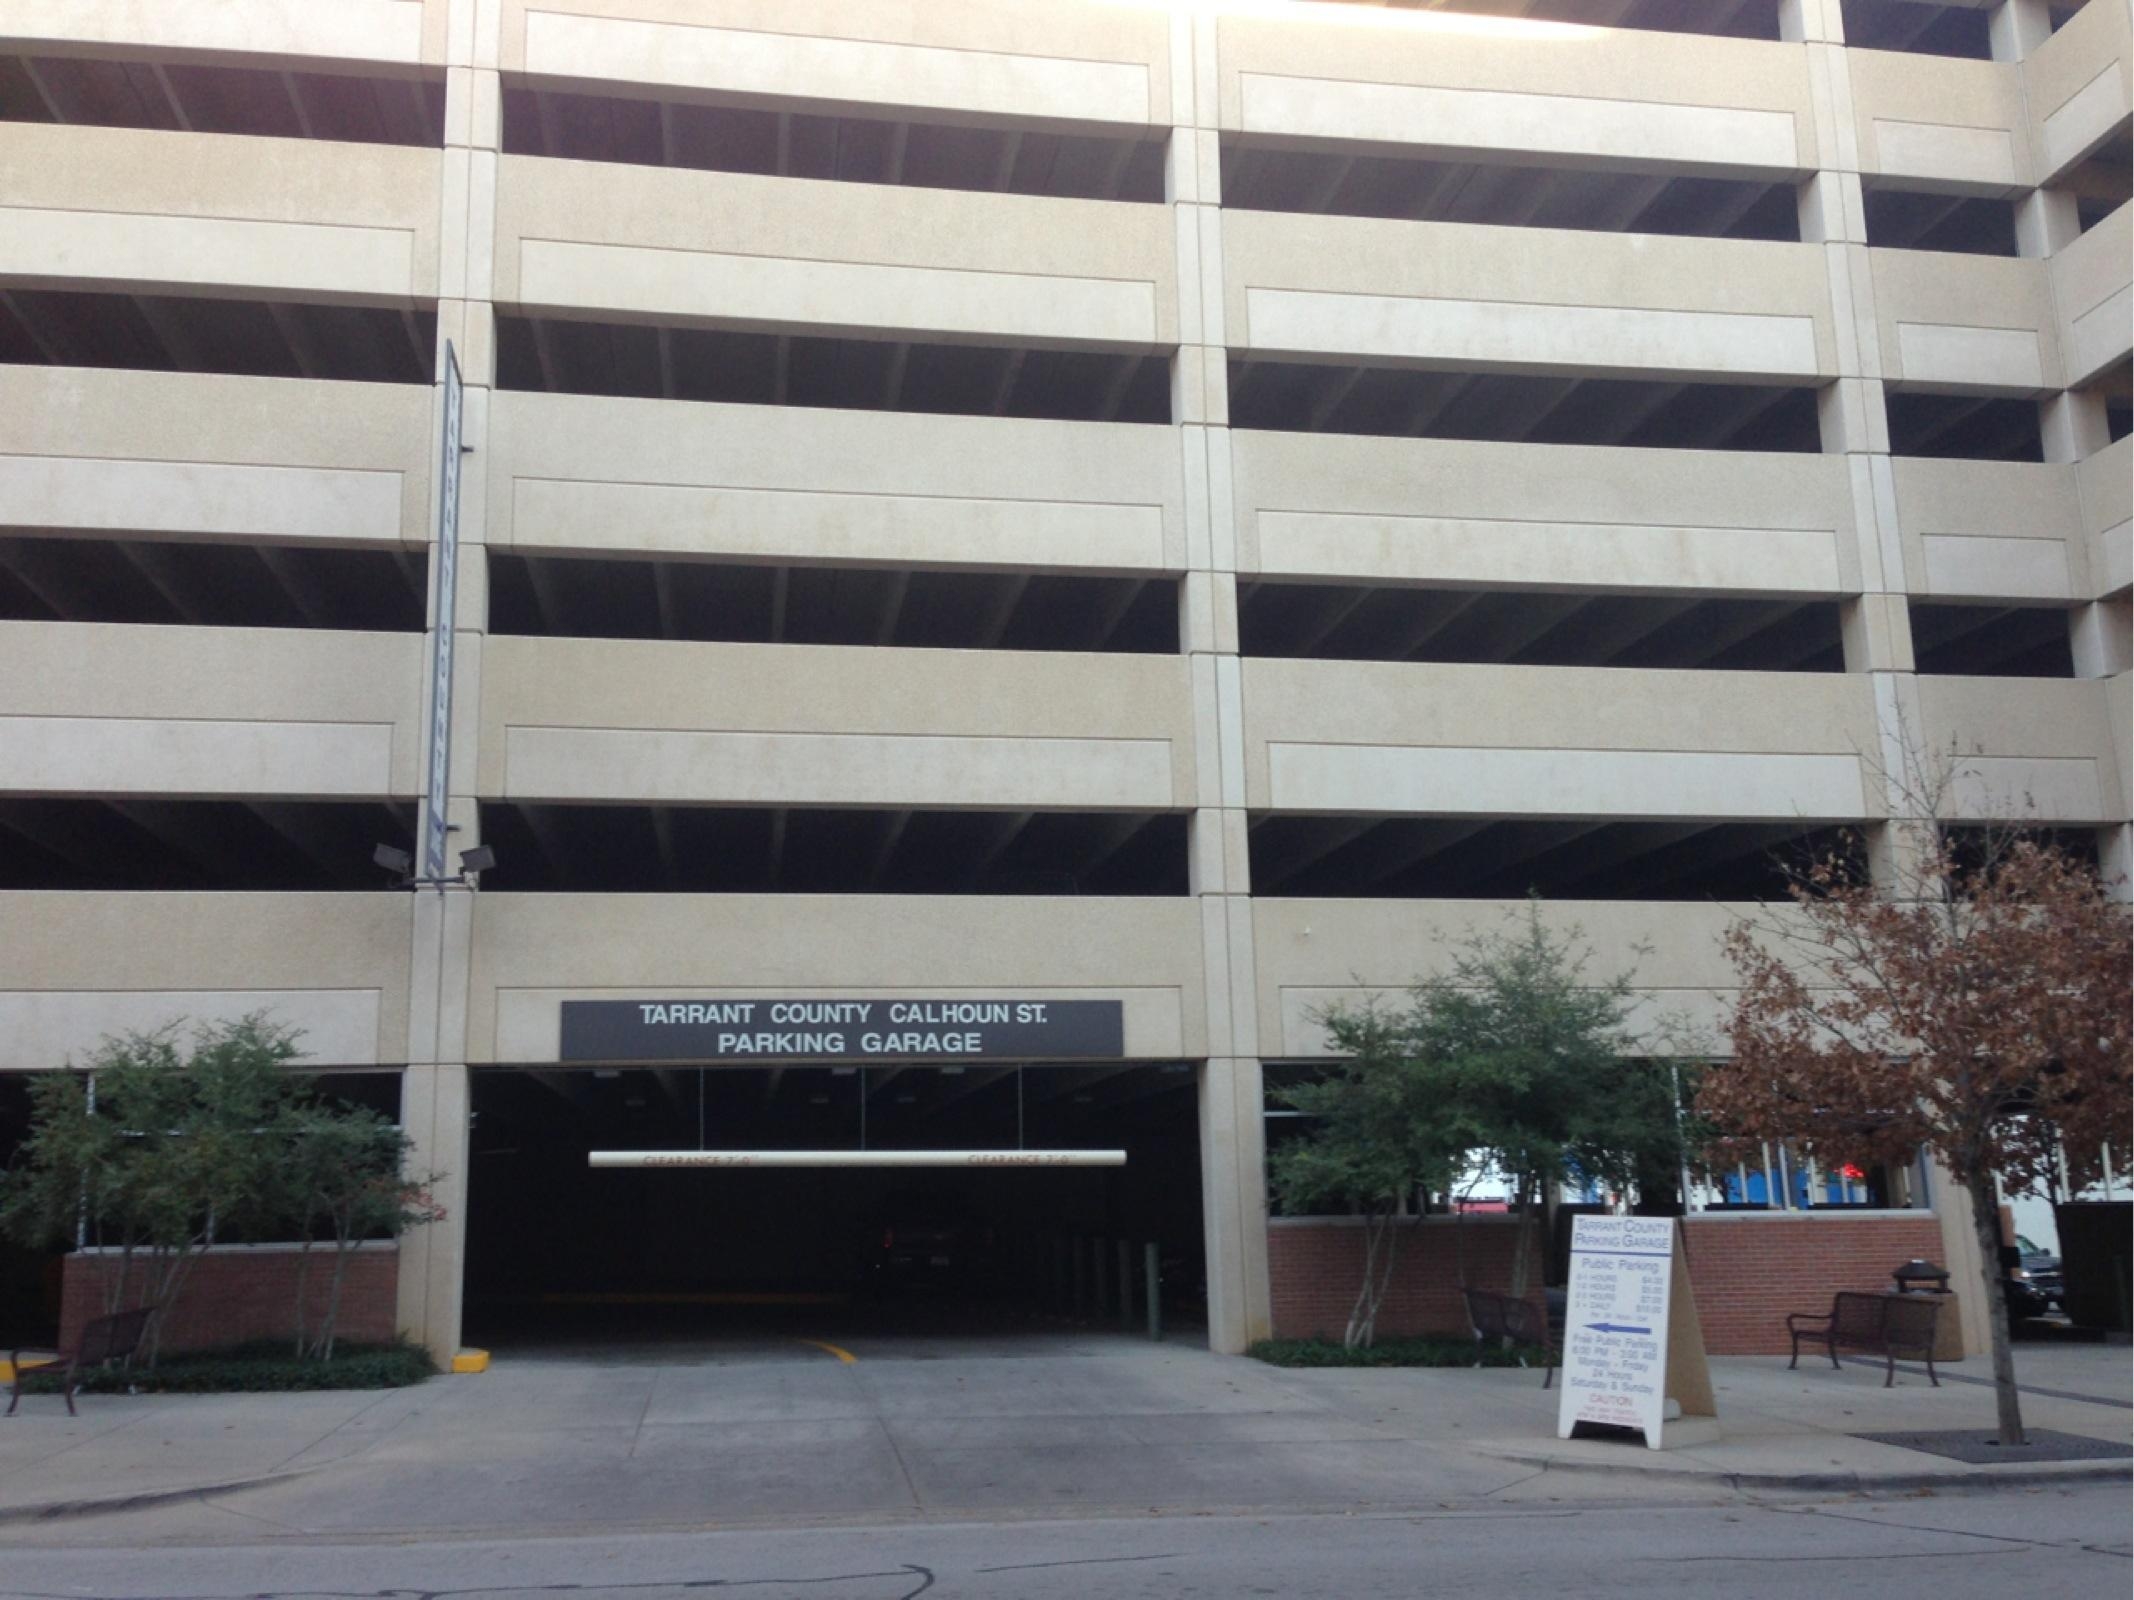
[462,1062,1205,1355]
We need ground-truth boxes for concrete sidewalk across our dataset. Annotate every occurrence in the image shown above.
[0,1335,2125,1538]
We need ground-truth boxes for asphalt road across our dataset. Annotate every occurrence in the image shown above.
[2,1485,2127,1600]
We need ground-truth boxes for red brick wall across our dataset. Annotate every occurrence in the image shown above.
[59,1244,399,1355]
[1679,1214,1946,1355]
[1268,1218,1542,1341]
[1269,1212,1947,1354]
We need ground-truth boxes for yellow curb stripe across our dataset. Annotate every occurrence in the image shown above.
[451,1349,491,1373]
[799,1339,857,1365]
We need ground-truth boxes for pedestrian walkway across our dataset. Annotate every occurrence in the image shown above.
[1,1339,2126,1540]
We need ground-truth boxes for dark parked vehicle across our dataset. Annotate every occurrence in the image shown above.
[865,1192,998,1291]
[2004,1233,2065,1320]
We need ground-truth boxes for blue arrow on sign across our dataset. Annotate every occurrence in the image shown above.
[1584,1322,1652,1335]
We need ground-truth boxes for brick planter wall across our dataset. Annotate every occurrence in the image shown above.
[1269,1211,1948,1354]
[1679,1213,1948,1354]
[60,1243,399,1355]
[1268,1217,1542,1341]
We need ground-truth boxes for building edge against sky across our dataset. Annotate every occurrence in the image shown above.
[0,0,2128,1363]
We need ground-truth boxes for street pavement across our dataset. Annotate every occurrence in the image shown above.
[0,1485,2127,1598]
[0,1328,2126,1546]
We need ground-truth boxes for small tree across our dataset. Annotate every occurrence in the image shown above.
[1271,1003,1464,1349]
[1699,827,2131,1446]
[1399,904,1658,1298]
[1281,904,1690,1344]
[0,1017,305,1364]
[286,1104,445,1360]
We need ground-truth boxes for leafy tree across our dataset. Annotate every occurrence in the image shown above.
[1270,1003,1465,1349]
[0,1017,304,1364]
[285,1104,445,1360]
[1278,903,1686,1345]
[1,1015,447,1365]
[1699,826,2131,1446]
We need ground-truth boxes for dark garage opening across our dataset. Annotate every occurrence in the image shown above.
[463,1063,1205,1353]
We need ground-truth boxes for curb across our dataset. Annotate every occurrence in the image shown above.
[1476,1447,2133,1495]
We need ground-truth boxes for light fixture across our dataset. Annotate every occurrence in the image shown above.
[459,845,496,874]
[373,844,413,876]
[370,842,498,890]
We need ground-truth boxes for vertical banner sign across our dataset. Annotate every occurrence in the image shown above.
[422,341,464,883]
[1556,1215,1675,1449]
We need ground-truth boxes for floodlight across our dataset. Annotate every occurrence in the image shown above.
[459,845,497,874]
[373,844,413,875]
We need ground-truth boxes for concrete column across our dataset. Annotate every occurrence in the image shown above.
[1172,9,1270,1354]
[396,1061,474,1364]
[1989,0,2055,62]
[397,0,498,1365]
[1778,0,1844,44]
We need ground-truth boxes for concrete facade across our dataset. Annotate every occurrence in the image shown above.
[1,0,2128,1362]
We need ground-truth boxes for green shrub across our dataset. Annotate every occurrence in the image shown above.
[1247,1335,1549,1369]
[18,1338,434,1395]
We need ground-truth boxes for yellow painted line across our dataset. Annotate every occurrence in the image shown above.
[451,1348,491,1374]
[799,1339,857,1365]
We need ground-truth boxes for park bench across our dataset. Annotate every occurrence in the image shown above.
[1463,1288,1560,1388]
[1786,1291,1941,1387]
[7,1307,155,1417]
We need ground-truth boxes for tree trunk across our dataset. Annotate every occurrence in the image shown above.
[1344,1210,1406,1350]
[291,1235,314,1358]
[1508,1176,1536,1301]
[1967,1170,2026,1447]
[315,1228,353,1363]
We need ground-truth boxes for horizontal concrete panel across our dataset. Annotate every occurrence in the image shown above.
[1254,898,1787,1059]
[514,480,1166,571]
[2053,203,2133,387]
[479,637,1198,805]
[1231,432,1853,591]
[0,125,440,302]
[2040,65,2128,178]
[1869,121,2020,192]
[1892,457,2084,602]
[1264,742,1864,821]
[1849,49,2030,194]
[495,159,1176,347]
[519,10,1156,126]
[1874,250,2057,394]
[468,892,1204,1061]
[1241,658,1877,812]
[1918,675,2130,820]
[0,890,415,1071]
[489,392,1183,569]
[0,207,417,302]
[2079,437,2133,599]
[1244,289,1819,380]
[0,368,434,547]
[1942,755,2109,823]
[0,622,423,794]
[2026,0,2131,180]
[1918,534,2072,601]
[502,727,1175,809]
[1238,72,1798,174]
[1255,511,1842,595]
[1225,214,1835,381]
[0,989,383,1073]
[516,239,1159,347]
[0,715,395,797]
[0,456,405,544]
[0,0,429,66]
[1214,10,1816,170]
[1894,323,2047,393]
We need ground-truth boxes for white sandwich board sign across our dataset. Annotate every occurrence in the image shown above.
[1555,1214,1714,1450]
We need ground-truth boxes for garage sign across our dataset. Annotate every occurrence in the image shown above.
[559,998,1126,1063]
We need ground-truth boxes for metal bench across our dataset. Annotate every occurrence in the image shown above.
[1787,1290,1941,1387]
[7,1308,155,1417]
[1462,1287,1560,1388]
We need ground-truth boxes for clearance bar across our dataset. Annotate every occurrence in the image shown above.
[588,1149,1126,1169]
